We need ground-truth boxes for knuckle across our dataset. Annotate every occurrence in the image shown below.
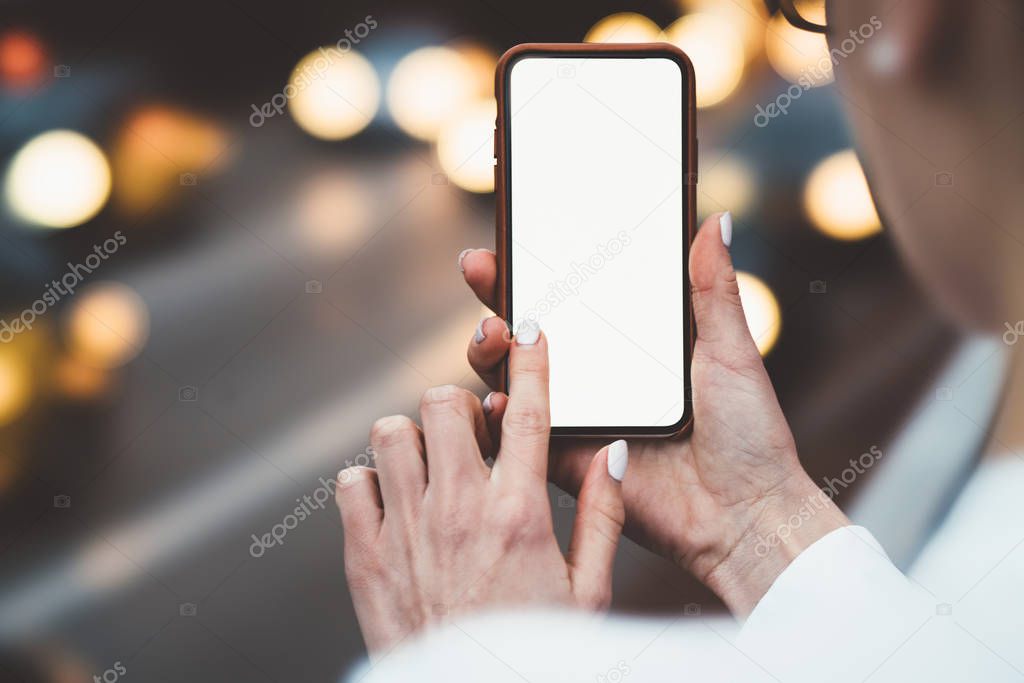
[502,404,549,437]
[510,354,548,380]
[343,549,380,588]
[420,384,475,416]
[370,415,417,449]
[492,494,546,541]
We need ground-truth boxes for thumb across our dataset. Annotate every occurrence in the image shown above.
[689,211,760,358]
[567,440,627,609]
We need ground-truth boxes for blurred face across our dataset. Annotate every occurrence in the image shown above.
[826,0,1024,331]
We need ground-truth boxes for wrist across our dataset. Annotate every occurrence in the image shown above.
[698,474,850,616]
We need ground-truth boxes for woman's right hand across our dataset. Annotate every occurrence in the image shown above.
[460,212,850,615]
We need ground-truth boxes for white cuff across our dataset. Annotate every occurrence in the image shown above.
[737,525,932,682]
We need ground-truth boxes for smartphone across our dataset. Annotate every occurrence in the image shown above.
[495,43,696,437]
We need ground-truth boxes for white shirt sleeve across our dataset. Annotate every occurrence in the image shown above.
[347,526,1005,683]
[737,525,935,682]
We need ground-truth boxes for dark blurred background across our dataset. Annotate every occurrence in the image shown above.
[0,0,1004,681]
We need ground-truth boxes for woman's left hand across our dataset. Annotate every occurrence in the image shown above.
[335,325,628,657]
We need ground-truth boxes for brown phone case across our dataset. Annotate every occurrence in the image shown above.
[494,42,697,438]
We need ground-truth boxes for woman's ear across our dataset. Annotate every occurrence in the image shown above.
[866,0,968,81]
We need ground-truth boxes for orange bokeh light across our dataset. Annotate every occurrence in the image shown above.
[0,30,48,89]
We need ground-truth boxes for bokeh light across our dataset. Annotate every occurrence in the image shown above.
[53,356,110,399]
[296,170,374,254]
[288,48,380,140]
[676,0,767,61]
[697,155,757,220]
[764,3,833,86]
[664,13,745,108]
[112,105,230,216]
[584,13,663,43]
[388,46,476,142]
[4,130,111,229]
[67,282,150,369]
[737,271,781,356]
[804,149,881,240]
[0,30,48,89]
[0,347,31,426]
[448,41,498,99]
[436,98,497,193]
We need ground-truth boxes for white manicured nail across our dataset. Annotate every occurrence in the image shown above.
[457,248,474,273]
[474,317,488,344]
[516,319,540,345]
[607,440,628,482]
[482,392,495,414]
[720,211,732,248]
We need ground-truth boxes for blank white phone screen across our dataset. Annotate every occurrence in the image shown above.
[508,56,687,429]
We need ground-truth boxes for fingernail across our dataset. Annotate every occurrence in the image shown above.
[515,319,540,345]
[607,440,628,482]
[474,317,488,344]
[483,391,495,414]
[720,211,732,248]
[337,466,365,487]
[457,248,474,273]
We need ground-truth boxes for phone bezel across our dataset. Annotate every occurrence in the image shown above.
[495,43,697,438]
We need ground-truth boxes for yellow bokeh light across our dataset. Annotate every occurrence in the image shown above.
[665,14,745,108]
[448,41,498,99]
[764,5,833,86]
[67,282,150,369]
[436,99,497,194]
[388,46,477,142]
[5,130,111,229]
[676,0,767,61]
[697,155,757,220]
[288,48,380,140]
[112,105,231,216]
[804,149,881,240]
[737,271,781,356]
[585,13,663,43]
[0,348,31,426]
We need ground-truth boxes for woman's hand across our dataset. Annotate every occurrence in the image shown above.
[335,326,628,657]
[459,212,849,615]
